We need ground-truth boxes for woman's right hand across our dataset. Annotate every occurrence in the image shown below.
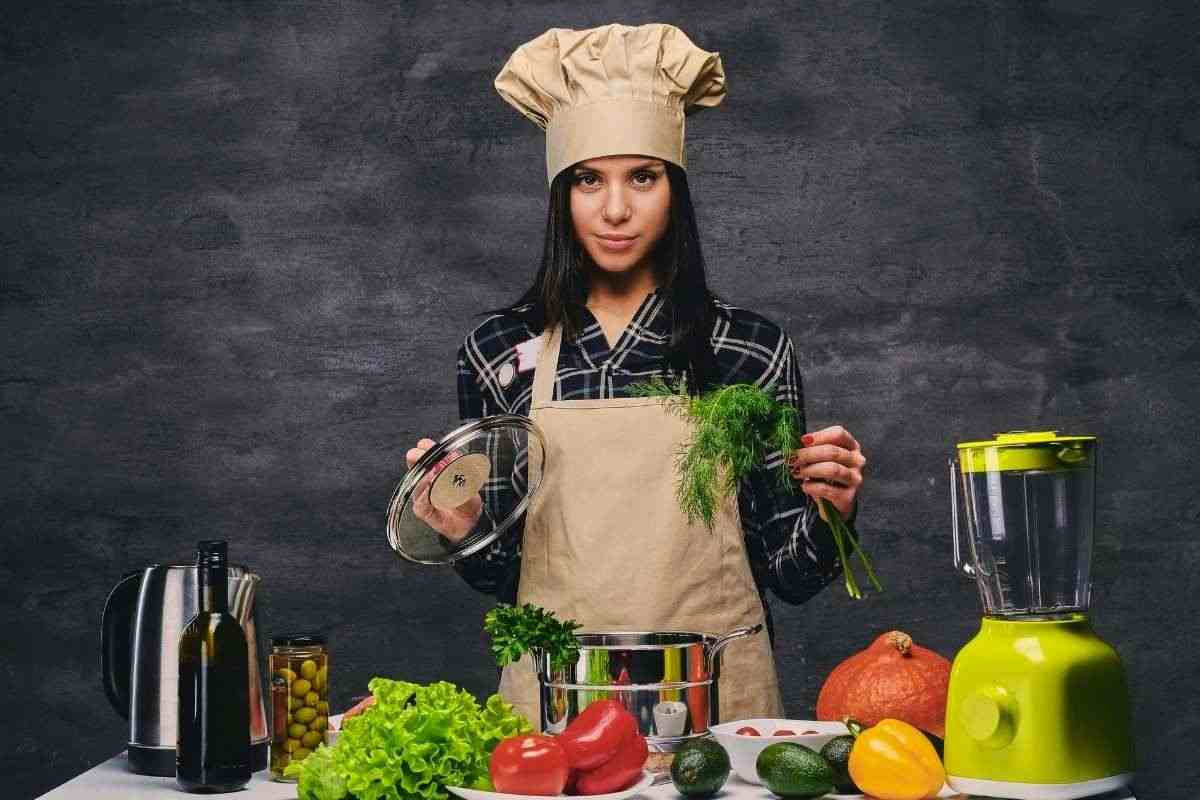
[408,437,484,542]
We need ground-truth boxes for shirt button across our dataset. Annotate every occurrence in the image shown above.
[498,361,517,388]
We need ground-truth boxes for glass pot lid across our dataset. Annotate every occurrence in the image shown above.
[386,414,546,565]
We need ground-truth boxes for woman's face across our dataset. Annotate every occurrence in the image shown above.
[569,155,671,278]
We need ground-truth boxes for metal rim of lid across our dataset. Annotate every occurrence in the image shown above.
[385,414,546,566]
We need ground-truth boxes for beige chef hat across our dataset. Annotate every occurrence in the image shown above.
[494,23,726,186]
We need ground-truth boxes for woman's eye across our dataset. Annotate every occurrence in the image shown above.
[574,174,599,187]
[633,171,657,185]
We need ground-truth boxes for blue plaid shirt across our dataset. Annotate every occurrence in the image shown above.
[453,289,848,639]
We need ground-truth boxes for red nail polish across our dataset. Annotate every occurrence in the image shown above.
[801,434,815,446]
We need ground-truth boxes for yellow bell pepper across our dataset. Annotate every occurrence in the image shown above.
[846,717,945,800]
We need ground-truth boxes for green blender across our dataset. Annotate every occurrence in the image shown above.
[946,431,1136,799]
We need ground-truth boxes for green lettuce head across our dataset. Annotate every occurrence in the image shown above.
[285,678,532,800]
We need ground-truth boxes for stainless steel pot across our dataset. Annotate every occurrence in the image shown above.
[530,625,762,752]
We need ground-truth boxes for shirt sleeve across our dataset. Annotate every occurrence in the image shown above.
[451,338,522,602]
[739,334,854,606]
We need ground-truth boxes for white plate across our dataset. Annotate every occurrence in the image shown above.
[447,770,656,800]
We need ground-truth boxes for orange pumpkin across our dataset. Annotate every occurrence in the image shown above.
[816,631,951,738]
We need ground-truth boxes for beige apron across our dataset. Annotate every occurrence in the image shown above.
[498,323,785,729]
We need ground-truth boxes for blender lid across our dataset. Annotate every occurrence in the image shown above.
[957,430,1096,473]
[385,414,546,565]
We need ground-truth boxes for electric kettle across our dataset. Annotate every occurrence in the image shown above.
[101,563,269,776]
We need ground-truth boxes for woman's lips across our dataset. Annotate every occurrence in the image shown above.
[596,235,637,252]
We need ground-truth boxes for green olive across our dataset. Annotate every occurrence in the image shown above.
[303,691,318,707]
[291,678,312,698]
[317,701,329,715]
[292,747,312,761]
[284,738,300,753]
[309,715,328,732]
[294,707,317,725]
[288,722,308,739]
[287,695,301,711]
[314,666,328,692]
[300,659,318,680]
[301,730,324,749]
[287,712,294,725]
[275,667,298,682]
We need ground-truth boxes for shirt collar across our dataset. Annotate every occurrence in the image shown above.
[570,287,668,362]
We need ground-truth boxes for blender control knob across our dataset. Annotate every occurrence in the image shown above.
[961,685,1016,749]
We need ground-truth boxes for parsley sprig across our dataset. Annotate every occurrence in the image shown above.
[484,602,582,672]
[628,377,883,600]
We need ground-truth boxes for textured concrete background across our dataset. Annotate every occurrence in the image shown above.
[4,1,1198,798]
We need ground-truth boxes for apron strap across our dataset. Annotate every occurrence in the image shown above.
[530,324,564,407]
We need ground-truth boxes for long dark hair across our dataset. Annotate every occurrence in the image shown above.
[488,162,724,394]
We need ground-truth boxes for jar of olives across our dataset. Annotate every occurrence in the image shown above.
[269,634,329,781]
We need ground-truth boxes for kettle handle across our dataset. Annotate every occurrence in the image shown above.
[100,571,142,718]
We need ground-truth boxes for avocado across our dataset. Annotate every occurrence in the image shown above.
[923,730,945,760]
[756,742,835,799]
[818,735,859,794]
[670,737,731,797]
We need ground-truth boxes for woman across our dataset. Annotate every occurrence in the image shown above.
[357,23,867,727]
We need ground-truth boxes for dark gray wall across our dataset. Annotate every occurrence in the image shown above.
[4,2,1198,798]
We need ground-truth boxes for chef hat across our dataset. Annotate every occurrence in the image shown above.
[494,23,727,186]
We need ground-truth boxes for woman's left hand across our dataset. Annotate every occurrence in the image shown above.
[788,425,866,518]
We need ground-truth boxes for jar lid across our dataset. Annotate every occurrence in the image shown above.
[271,634,326,648]
[386,414,547,565]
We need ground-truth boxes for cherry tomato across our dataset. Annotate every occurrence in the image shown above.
[558,699,637,770]
[773,729,796,736]
[575,733,648,795]
[736,726,761,736]
[490,734,570,796]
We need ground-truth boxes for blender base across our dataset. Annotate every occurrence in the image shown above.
[947,772,1134,800]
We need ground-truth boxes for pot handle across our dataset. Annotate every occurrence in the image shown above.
[705,623,763,674]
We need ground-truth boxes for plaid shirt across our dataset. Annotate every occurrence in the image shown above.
[453,289,847,640]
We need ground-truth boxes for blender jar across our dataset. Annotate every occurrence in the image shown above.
[951,431,1096,616]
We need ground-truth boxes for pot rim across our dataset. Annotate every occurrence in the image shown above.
[542,679,713,690]
[567,630,721,648]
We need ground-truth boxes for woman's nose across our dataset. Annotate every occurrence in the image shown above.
[602,189,631,222]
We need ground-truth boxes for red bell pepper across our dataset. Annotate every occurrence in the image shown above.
[574,733,647,795]
[489,734,570,796]
[558,699,637,770]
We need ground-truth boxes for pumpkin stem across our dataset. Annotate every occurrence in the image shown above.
[843,717,866,738]
[886,630,913,656]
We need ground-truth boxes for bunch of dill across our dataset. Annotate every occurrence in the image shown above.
[627,376,882,599]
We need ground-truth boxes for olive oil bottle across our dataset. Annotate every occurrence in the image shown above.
[177,540,251,792]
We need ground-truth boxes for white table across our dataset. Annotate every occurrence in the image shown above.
[36,753,1138,800]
